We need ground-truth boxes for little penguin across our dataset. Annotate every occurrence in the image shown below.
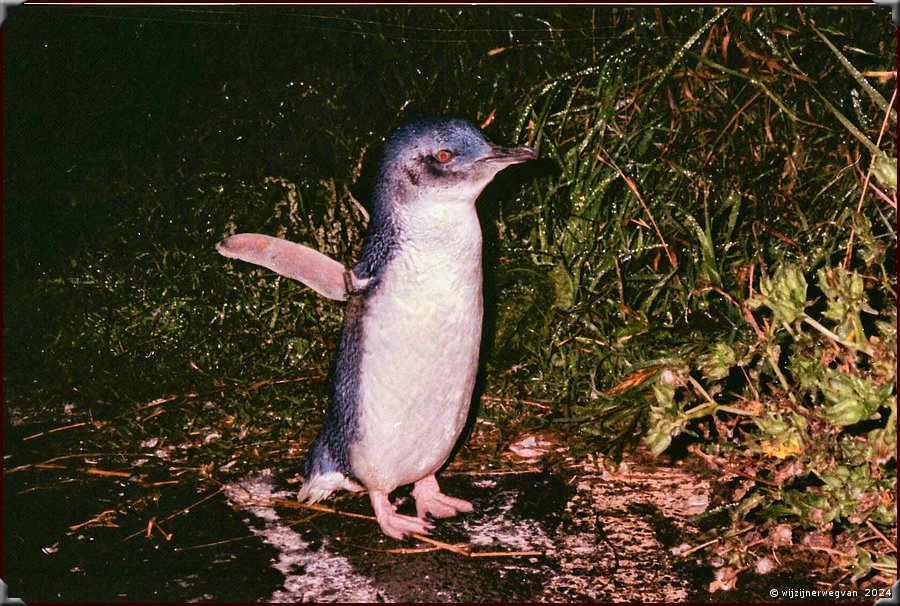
[217,118,536,539]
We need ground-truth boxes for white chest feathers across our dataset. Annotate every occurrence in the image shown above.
[349,203,484,492]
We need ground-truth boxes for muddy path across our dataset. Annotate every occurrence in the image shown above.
[221,457,712,603]
[4,420,852,603]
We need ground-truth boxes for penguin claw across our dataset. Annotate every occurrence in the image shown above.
[412,474,474,519]
[369,490,433,540]
[378,512,434,540]
[415,492,474,519]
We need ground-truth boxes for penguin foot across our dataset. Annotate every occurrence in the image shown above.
[369,490,433,540]
[412,474,474,519]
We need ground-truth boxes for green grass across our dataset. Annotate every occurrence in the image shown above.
[5,5,895,590]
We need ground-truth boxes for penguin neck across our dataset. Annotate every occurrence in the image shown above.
[396,197,482,248]
[357,183,484,281]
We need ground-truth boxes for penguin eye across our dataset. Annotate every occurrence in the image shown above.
[435,150,453,163]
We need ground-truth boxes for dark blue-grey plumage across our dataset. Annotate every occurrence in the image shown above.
[300,291,368,484]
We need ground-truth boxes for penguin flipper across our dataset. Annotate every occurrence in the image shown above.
[216,233,349,300]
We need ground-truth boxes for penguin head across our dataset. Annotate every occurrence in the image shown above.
[374,118,536,210]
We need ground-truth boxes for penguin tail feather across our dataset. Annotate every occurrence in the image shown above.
[297,471,364,503]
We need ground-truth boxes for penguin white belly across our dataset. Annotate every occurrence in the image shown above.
[349,239,483,493]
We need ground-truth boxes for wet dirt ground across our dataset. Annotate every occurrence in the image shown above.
[4,419,864,603]
[220,459,712,602]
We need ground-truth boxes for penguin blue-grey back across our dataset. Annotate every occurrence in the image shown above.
[219,118,535,539]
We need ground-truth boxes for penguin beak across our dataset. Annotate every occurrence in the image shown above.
[478,144,537,166]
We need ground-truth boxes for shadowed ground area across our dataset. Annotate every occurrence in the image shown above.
[6,415,854,603]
